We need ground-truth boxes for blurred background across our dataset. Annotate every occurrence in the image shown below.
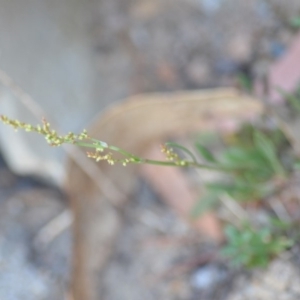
[0,0,300,299]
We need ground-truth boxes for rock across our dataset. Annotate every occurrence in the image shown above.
[190,264,226,290]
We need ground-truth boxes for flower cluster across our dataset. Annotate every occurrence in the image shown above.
[86,151,135,166]
[0,115,88,146]
[161,145,189,166]
[161,144,180,161]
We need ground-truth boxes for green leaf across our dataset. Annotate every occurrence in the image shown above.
[195,142,216,163]
[253,131,286,177]
[221,147,269,171]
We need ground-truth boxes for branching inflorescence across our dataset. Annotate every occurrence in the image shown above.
[0,115,218,169]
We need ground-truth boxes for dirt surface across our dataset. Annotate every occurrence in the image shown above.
[101,181,232,300]
[1,0,300,299]
[0,171,69,299]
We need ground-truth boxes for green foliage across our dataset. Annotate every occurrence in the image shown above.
[253,130,286,177]
[192,125,289,217]
[193,124,297,268]
[221,224,293,268]
[290,16,300,28]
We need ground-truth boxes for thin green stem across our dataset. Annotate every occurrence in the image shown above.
[74,142,99,148]
[78,138,250,172]
[123,156,235,171]
[108,145,140,160]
